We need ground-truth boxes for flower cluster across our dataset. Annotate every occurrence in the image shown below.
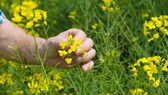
[12,90,24,95]
[68,11,77,20]
[91,23,98,30]
[58,35,83,64]
[0,73,13,85]
[25,72,63,94]
[143,15,168,42]
[101,0,120,13]
[130,88,148,95]
[129,56,163,88]
[26,73,49,94]
[10,0,47,36]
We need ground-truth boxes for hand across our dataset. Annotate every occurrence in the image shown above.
[41,28,96,72]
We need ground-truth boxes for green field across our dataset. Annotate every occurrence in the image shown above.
[0,0,168,95]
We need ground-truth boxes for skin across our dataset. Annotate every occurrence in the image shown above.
[0,19,96,72]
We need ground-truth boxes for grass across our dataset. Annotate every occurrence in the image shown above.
[0,0,168,95]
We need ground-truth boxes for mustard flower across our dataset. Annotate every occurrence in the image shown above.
[0,73,13,85]
[103,0,113,7]
[68,11,77,20]
[58,35,83,65]
[68,45,78,53]
[101,0,120,13]
[153,33,159,39]
[48,72,64,91]
[143,65,150,71]
[65,58,72,64]
[129,56,163,88]
[142,13,149,19]
[143,15,168,42]
[162,60,168,72]
[153,79,160,88]
[12,90,24,95]
[101,5,107,11]
[147,21,156,30]
[10,0,48,36]
[25,73,53,94]
[60,41,68,49]
[58,50,68,57]
[130,88,148,95]
[26,21,34,28]
[139,57,148,63]
[91,23,98,30]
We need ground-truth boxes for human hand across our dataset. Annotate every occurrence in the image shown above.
[41,28,96,72]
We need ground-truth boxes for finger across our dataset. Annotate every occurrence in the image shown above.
[82,60,94,72]
[67,28,86,40]
[75,38,94,55]
[77,48,96,63]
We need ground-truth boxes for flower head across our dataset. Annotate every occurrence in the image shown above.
[58,35,84,65]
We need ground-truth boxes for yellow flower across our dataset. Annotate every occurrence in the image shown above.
[143,30,150,36]
[162,60,168,72]
[153,79,160,88]
[68,45,78,53]
[0,73,13,85]
[58,35,84,64]
[153,33,159,39]
[44,21,47,26]
[147,71,155,81]
[13,90,24,95]
[68,35,73,41]
[155,20,163,28]
[42,11,47,20]
[108,7,114,13]
[148,37,154,42]
[91,23,98,30]
[65,58,72,64]
[35,23,40,27]
[140,57,148,63]
[149,64,158,74]
[58,50,68,57]
[151,17,158,22]
[27,81,38,89]
[103,0,112,7]
[26,73,50,94]
[143,65,150,71]
[75,40,82,46]
[60,41,68,49]
[26,21,34,28]
[130,88,147,95]
[131,67,138,77]
[147,21,156,30]
[10,0,48,34]
[68,11,77,19]
[143,15,168,42]
[131,67,138,72]
[12,15,23,23]
[142,13,149,18]
[164,20,168,27]
[101,5,107,11]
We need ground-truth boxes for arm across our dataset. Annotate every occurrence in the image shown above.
[0,19,96,72]
[0,19,46,64]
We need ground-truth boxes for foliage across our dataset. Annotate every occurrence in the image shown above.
[0,0,168,94]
